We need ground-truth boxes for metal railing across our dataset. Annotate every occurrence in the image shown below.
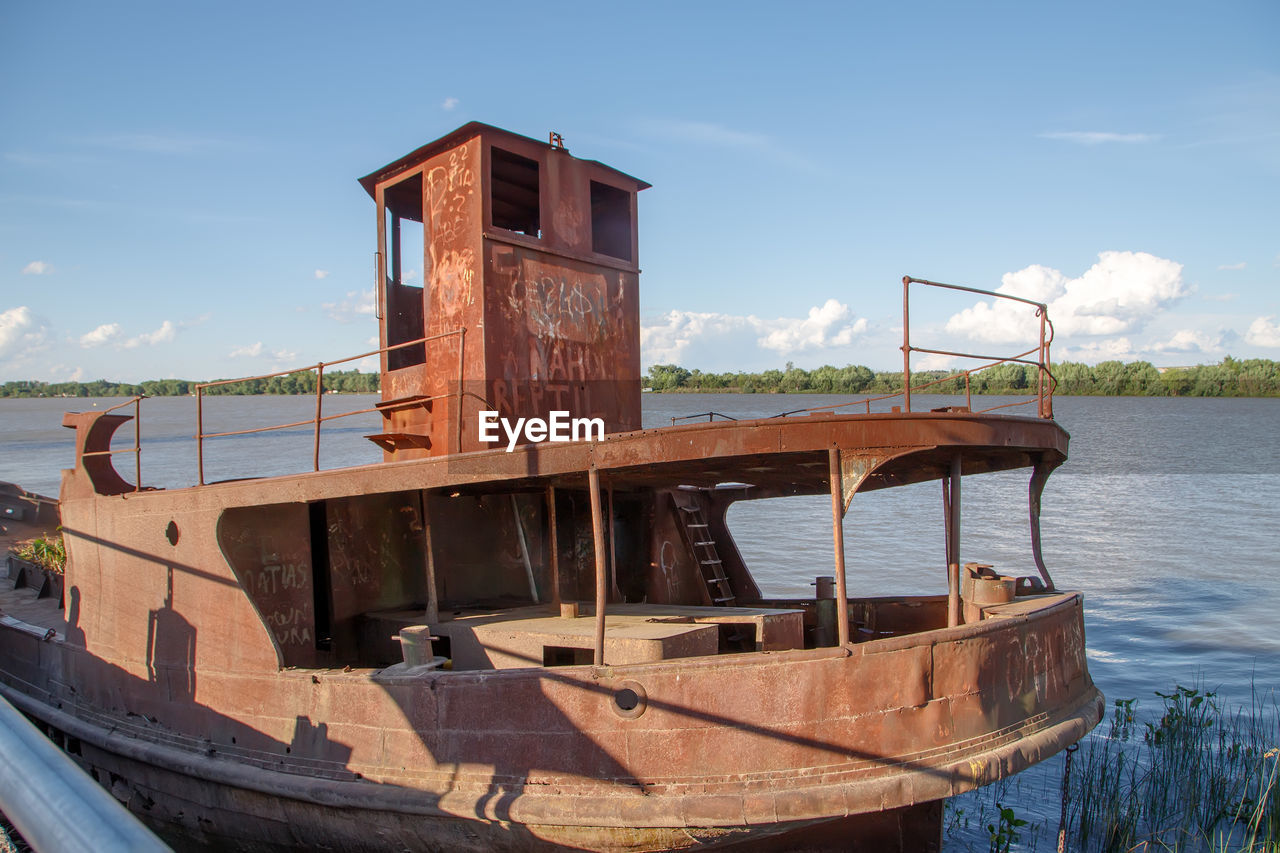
[665,276,1056,424]
[194,329,468,485]
[901,275,1055,418]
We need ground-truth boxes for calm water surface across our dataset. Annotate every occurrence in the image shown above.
[2,392,1277,846]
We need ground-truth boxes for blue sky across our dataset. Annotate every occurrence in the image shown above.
[2,0,1277,383]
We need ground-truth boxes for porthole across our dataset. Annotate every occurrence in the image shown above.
[611,680,647,720]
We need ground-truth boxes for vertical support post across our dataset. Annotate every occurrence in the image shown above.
[607,483,621,601]
[828,448,850,646]
[455,328,466,453]
[1028,459,1057,591]
[589,466,608,666]
[511,495,538,603]
[1040,307,1053,419]
[901,276,912,413]
[134,397,142,492]
[313,363,325,472]
[390,213,401,284]
[964,372,972,411]
[1038,308,1048,418]
[196,387,205,486]
[546,485,560,605]
[422,494,439,624]
[946,454,962,627]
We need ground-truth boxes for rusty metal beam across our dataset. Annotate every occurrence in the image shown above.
[546,485,559,605]
[828,448,850,646]
[422,494,439,624]
[946,454,962,628]
[589,466,607,665]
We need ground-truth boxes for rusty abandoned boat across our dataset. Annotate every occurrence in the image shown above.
[0,123,1102,851]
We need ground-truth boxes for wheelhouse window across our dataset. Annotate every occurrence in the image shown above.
[590,180,632,261]
[383,173,425,371]
[490,148,540,237]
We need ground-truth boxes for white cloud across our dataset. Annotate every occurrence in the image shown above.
[22,261,51,275]
[230,341,297,364]
[758,299,868,352]
[1039,131,1161,145]
[946,251,1185,344]
[1057,337,1137,362]
[1217,262,1247,271]
[0,306,49,359]
[45,364,85,381]
[641,300,868,365]
[323,290,376,322]
[1150,329,1224,354]
[314,269,330,280]
[442,97,459,111]
[122,320,175,349]
[79,323,122,347]
[1246,316,1280,348]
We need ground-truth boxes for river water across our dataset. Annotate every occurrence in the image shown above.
[2,392,1278,846]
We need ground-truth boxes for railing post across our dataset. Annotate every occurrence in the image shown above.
[134,397,142,491]
[196,386,205,486]
[313,363,325,472]
[1038,308,1049,418]
[964,371,972,411]
[901,276,912,413]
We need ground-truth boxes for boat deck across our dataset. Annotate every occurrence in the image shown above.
[366,602,807,670]
[0,576,65,637]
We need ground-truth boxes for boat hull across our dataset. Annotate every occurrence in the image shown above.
[1,590,1101,851]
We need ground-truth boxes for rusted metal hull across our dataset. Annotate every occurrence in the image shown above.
[0,411,1100,850]
[1,581,1099,850]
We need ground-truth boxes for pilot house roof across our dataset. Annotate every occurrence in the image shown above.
[357,121,652,198]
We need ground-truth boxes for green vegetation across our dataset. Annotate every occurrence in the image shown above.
[646,357,1280,398]
[13,533,66,574]
[1066,686,1280,851]
[0,369,380,398]
[5,358,1280,399]
[947,684,1280,851]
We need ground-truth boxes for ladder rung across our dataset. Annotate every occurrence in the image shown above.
[687,523,709,528]
[700,559,722,565]
[694,540,715,546]
[713,596,735,603]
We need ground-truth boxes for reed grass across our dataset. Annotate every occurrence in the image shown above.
[1065,684,1279,851]
[946,682,1279,851]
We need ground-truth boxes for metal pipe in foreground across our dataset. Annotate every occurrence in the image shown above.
[589,466,608,666]
[0,695,170,853]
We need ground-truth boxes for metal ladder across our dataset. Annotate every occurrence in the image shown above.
[672,497,737,607]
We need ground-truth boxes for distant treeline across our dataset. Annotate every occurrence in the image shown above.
[0,370,380,398]
[646,357,1280,397]
[5,358,1280,399]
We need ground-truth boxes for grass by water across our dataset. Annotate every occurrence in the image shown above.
[946,684,1279,852]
